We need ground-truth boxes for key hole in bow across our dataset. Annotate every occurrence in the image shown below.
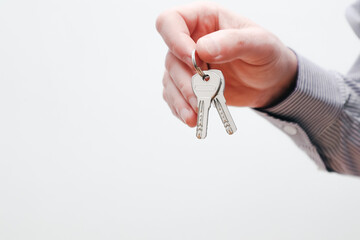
[203,74,210,81]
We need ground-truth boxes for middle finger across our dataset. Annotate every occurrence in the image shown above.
[165,51,198,112]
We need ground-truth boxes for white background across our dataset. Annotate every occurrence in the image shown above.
[0,0,359,239]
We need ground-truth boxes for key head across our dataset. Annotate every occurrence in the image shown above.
[208,69,225,93]
[192,71,221,100]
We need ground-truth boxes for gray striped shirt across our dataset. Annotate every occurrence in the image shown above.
[256,1,360,176]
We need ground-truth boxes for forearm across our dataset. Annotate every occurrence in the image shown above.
[255,53,360,176]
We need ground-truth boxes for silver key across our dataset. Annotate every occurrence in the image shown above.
[210,69,237,135]
[192,71,221,139]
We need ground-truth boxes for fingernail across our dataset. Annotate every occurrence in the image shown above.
[200,36,220,57]
[180,108,190,123]
[189,97,197,112]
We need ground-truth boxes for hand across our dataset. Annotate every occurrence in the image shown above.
[156,2,298,127]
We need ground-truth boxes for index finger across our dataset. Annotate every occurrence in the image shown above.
[155,3,219,68]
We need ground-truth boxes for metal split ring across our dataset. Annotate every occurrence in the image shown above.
[191,50,208,79]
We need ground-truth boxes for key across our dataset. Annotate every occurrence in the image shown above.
[192,71,221,139]
[210,69,237,135]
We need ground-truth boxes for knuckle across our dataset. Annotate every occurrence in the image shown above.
[169,42,178,55]
[185,89,194,101]
[155,11,168,33]
[164,52,173,71]
[193,1,219,12]
[178,81,193,100]
[172,99,182,112]
[162,89,167,102]
[162,71,169,87]
[170,43,184,60]
[177,79,187,93]
[156,9,175,33]
[170,106,178,117]
[165,96,177,117]
[261,31,279,60]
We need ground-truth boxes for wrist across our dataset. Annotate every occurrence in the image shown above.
[256,48,298,108]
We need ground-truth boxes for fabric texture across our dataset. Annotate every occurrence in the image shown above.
[255,0,360,176]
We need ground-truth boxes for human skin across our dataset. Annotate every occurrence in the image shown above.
[156,2,298,127]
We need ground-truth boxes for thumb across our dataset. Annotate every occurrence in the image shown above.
[196,28,267,64]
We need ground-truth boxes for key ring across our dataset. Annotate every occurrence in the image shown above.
[192,50,208,79]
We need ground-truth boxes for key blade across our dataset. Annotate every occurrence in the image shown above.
[214,92,237,135]
[196,98,211,139]
[207,69,237,135]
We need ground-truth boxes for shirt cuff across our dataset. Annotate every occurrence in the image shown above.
[256,54,350,140]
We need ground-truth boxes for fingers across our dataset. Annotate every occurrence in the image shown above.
[196,28,278,65]
[165,51,198,111]
[156,10,195,67]
[156,2,219,68]
[162,70,197,127]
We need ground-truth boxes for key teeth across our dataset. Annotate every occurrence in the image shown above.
[196,129,206,139]
[225,123,237,135]
[196,129,201,139]
[196,99,207,139]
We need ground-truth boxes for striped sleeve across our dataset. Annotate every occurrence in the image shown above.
[255,54,360,176]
